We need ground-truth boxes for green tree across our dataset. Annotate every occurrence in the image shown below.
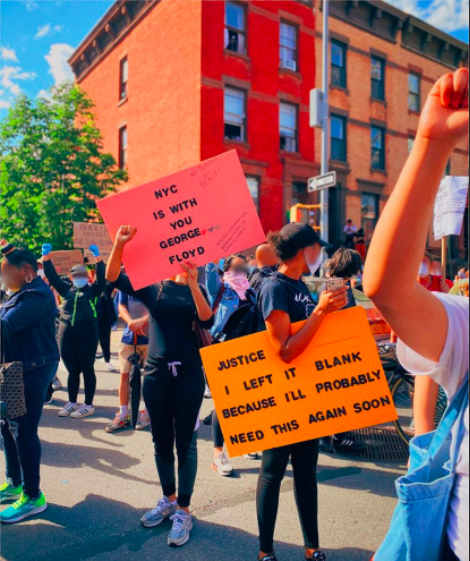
[0,82,127,253]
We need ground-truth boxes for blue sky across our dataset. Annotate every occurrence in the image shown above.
[1,0,469,117]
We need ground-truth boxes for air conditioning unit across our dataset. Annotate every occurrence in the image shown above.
[281,58,297,72]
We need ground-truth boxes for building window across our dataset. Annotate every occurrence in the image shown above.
[280,102,298,152]
[292,182,308,207]
[246,176,260,211]
[371,56,385,101]
[119,57,128,100]
[225,2,246,55]
[280,22,298,72]
[331,115,347,162]
[409,73,421,112]
[331,40,347,88]
[408,136,415,154]
[224,87,246,142]
[361,193,379,242]
[371,126,385,170]
[119,126,128,169]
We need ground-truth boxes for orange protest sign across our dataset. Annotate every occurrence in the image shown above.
[201,307,397,457]
[97,151,266,290]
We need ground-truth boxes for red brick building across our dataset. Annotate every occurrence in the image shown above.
[70,0,468,256]
[70,0,319,235]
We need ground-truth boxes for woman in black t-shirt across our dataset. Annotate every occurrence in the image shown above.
[106,226,214,549]
[256,223,348,561]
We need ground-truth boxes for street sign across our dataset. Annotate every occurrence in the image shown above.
[308,171,337,193]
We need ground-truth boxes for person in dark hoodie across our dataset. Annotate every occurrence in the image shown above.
[0,241,59,524]
[42,243,105,419]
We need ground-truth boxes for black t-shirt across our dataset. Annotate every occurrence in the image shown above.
[114,274,214,369]
[259,272,316,324]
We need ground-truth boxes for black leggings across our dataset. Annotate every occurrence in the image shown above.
[257,439,320,554]
[59,322,99,406]
[213,410,224,448]
[442,536,460,561]
[98,313,113,363]
[143,362,205,508]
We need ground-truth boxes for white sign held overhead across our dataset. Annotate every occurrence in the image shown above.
[434,176,469,241]
[308,171,337,193]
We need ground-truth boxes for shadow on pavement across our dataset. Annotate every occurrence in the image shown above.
[40,440,155,486]
[0,494,374,561]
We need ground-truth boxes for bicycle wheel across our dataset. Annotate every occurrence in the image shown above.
[391,377,415,446]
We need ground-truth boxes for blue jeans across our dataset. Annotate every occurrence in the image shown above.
[1,363,58,498]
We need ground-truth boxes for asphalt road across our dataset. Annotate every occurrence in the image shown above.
[0,331,405,561]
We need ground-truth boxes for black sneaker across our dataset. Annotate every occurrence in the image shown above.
[332,435,366,454]
[309,552,326,561]
[203,412,213,426]
[319,437,334,453]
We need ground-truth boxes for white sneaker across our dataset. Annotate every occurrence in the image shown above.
[141,497,177,528]
[58,402,79,417]
[244,452,260,460]
[136,410,151,431]
[212,451,234,477]
[51,377,62,392]
[105,361,118,373]
[70,404,95,419]
[168,511,193,547]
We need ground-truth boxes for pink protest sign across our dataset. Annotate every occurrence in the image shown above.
[97,150,266,290]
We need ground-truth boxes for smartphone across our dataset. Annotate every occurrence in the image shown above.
[326,278,345,292]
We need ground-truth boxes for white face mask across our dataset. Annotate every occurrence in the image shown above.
[305,250,323,276]
[418,263,430,278]
[38,270,45,279]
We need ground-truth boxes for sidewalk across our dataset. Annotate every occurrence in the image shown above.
[0,330,404,561]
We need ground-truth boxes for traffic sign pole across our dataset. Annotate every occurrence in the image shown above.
[320,0,330,244]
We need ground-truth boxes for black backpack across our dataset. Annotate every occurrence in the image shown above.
[221,292,262,341]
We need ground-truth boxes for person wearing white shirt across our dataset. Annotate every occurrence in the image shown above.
[363,67,469,561]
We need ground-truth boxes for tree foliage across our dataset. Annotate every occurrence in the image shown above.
[0,83,127,253]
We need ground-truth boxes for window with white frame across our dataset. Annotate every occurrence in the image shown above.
[280,22,298,72]
[246,176,260,211]
[280,102,298,152]
[224,87,246,142]
[225,2,246,55]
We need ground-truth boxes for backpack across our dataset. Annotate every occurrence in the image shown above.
[221,293,261,341]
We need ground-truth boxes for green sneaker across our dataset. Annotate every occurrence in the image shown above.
[0,492,47,524]
[0,480,23,503]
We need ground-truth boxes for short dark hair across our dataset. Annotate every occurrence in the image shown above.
[268,232,300,261]
[329,248,362,279]
[223,254,247,272]
[3,247,39,272]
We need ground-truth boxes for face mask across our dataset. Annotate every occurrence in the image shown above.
[304,250,323,276]
[223,271,250,300]
[249,266,257,275]
[38,270,45,279]
[418,263,430,278]
[73,278,88,289]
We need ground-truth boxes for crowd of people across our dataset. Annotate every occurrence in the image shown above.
[0,68,468,561]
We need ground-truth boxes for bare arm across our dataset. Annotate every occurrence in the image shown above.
[363,69,469,362]
[414,376,440,436]
[106,226,137,283]
[265,288,348,364]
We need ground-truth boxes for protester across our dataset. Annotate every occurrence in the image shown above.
[353,228,367,262]
[343,219,358,248]
[364,68,469,561]
[97,282,118,372]
[249,244,280,292]
[0,242,60,523]
[247,255,258,275]
[418,251,452,293]
[105,290,150,434]
[206,255,258,476]
[318,248,367,455]
[42,244,105,419]
[106,225,214,547]
[256,222,348,561]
